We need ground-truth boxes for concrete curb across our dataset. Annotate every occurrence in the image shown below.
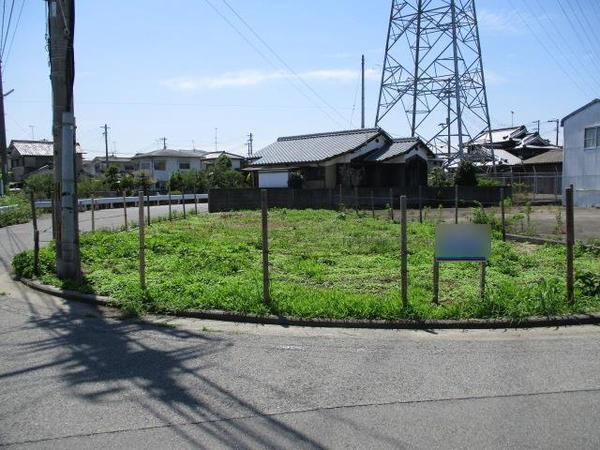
[19,277,600,330]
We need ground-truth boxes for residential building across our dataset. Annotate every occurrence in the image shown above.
[202,151,245,170]
[91,155,136,175]
[8,140,84,182]
[561,99,600,207]
[248,128,438,189]
[522,149,563,174]
[131,149,207,190]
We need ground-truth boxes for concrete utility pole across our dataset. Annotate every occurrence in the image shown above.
[548,119,559,146]
[511,111,515,127]
[102,124,110,169]
[160,137,167,150]
[247,132,253,157]
[0,61,8,196]
[361,54,366,129]
[214,128,218,152]
[48,0,80,280]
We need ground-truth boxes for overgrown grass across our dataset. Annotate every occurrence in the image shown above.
[12,209,600,320]
[0,194,31,228]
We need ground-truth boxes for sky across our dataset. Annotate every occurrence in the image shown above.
[4,0,600,159]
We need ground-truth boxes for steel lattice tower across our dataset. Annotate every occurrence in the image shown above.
[375,0,493,164]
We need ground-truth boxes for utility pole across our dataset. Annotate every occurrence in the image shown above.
[0,61,8,196]
[214,128,218,152]
[361,54,366,129]
[511,111,515,127]
[48,0,80,280]
[548,119,559,146]
[534,120,540,134]
[247,132,253,157]
[29,125,35,140]
[160,137,167,150]
[101,123,110,170]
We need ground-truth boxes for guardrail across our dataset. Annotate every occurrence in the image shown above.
[34,193,208,209]
[0,204,19,214]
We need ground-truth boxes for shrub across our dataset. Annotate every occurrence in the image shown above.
[477,177,501,187]
[428,167,452,187]
[288,172,304,189]
[454,161,478,186]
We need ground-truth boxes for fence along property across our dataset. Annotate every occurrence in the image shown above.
[208,186,511,213]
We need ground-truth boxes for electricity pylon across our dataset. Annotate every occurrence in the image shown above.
[375,0,493,166]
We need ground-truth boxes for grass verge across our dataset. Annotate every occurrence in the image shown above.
[12,209,600,321]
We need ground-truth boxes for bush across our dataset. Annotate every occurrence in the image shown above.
[478,177,501,187]
[428,167,452,187]
[0,193,31,228]
[454,161,478,186]
[288,172,304,189]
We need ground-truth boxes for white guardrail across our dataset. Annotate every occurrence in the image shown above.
[0,204,19,214]
[33,193,208,209]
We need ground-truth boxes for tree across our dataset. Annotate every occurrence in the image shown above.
[24,174,54,199]
[120,173,135,195]
[206,155,247,189]
[288,172,304,189]
[134,171,155,194]
[168,171,185,192]
[181,169,206,193]
[454,161,478,186]
[428,167,452,187]
[103,165,121,192]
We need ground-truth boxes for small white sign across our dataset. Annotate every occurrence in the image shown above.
[435,224,491,262]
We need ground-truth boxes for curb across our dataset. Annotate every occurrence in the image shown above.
[18,277,600,330]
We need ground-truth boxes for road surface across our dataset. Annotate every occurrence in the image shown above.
[0,205,599,449]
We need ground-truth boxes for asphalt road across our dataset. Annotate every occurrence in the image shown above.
[1,205,600,449]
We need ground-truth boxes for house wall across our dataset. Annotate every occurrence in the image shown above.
[563,102,600,207]
[135,157,204,188]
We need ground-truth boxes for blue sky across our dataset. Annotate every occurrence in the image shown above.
[4,0,600,158]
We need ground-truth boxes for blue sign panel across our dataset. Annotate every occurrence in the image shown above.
[435,224,491,262]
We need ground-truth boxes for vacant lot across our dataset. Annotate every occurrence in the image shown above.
[13,209,600,321]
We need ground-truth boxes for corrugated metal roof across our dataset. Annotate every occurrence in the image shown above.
[132,149,207,159]
[251,128,382,166]
[363,138,420,162]
[522,149,563,165]
[10,140,83,156]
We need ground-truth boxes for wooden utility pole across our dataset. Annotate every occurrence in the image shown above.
[0,61,8,196]
[48,0,80,280]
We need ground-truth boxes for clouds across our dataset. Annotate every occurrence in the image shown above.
[162,68,379,91]
[478,8,525,35]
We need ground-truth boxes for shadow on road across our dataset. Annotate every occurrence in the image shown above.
[0,284,326,448]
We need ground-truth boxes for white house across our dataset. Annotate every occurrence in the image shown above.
[561,99,600,207]
[131,149,207,190]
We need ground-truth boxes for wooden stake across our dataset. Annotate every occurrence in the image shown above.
[182,192,187,218]
[400,195,408,307]
[480,261,487,300]
[566,185,575,304]
[261,189,270,305]
[30,192,39,275]
[138,191,146,290]
[168,190,172,221]
[389,188,394,222]
[123,191,128,230]
[454,184,459,224]
[433,258,440,305]
[371,190,375,219]
[500,187,506,242]
[91,194,95,232]
[418,185,423,223]
[146,190,151,226]
[194,189,198,215]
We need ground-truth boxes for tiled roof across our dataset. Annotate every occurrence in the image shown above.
[469,126,527,145]
[251,128,383,166]
[522,149,563,165]
[132,149,207,159]
[10,140,83,156]
[363,138,421,162]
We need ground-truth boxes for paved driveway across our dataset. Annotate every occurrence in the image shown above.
[0,206,599,449]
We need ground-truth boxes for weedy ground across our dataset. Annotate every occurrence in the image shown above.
[12,209,600,320]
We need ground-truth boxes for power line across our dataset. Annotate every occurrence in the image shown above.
[2,0,24,68]
[219,0,347,124]
[555,0,600,65]
[1,0,15,58]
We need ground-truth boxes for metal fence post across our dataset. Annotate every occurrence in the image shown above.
[566,185,574,304]
[500,187,506,242]
[91,193,96,232]
[261,189,270,305]
[433,258,440,305]
[123,191,128,230]
[400,195,408,307]
[454,184,459,224]
[480,262,487,300]
[182,191,187,219]
[138,191,146,290]
[194,189,198,215]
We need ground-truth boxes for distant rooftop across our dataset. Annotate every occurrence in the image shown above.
[132,149,207,159]
[10,140,84,156]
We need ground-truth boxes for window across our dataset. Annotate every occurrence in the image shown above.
[584,127,599,148]
[140,162,151,170]
[179,160,191,170]
[154,160,166,171]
